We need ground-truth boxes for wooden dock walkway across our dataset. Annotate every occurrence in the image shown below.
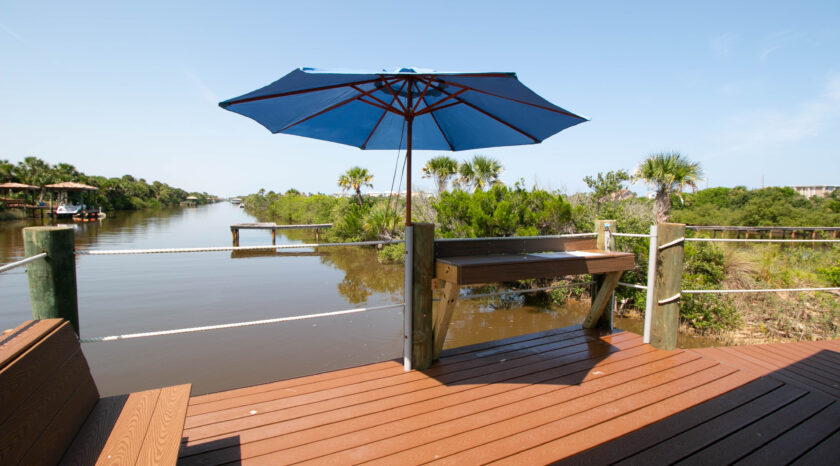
[176,327,839,465]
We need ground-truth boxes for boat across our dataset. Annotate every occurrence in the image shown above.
[230,198,242,205]
[54,203,83,218]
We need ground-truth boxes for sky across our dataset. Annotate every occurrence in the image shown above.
[1,0,838,197]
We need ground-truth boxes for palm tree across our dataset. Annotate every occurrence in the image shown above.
[455,161,475,191]
[633,152,704,223]
[471,155,503,191]
[338,166,374,207]
[421,155,458,195]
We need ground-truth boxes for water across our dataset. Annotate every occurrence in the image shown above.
[1,203,649,396]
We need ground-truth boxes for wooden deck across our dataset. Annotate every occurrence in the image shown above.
[177,327,839,465]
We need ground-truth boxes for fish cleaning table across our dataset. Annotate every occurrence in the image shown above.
[432,237,635,359]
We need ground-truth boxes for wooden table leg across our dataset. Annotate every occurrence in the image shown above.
[583,271,621,329]
[433,281,460,360]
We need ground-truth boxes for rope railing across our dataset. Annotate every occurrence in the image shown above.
[0,252,47,274]
[74,240,404,255]
[682,287,840,294]
[434,233,596,242]
[612,233,651,238]
[79,302,404,343]
[685,237,840,243]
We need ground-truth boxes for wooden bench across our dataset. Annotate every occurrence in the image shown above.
[0,319,191,465]
[432,236,635,359]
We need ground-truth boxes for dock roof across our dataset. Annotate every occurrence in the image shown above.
[43,181,98,191]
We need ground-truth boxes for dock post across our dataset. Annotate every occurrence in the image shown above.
[231,227,239,246]
[271,228,276,245]
[23,226,79,335]
[592,220,617,330]
[411,223,434,370]
[650,222,685,350]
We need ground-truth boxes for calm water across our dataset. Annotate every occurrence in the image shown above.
[1,203,679,396]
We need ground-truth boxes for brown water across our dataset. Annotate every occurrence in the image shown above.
[0,204,702,396]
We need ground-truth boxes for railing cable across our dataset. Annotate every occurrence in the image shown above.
[79,302,405,343]
[0,252,47,274]
[74,240,403,255]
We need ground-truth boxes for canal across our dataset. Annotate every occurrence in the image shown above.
[2,203,663,396]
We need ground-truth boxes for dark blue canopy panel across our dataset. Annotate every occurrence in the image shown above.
[220,67,587,151]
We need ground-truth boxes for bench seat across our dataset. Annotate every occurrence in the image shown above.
[0,319,190,465]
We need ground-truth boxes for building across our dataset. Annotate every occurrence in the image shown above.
[790,185,839,198]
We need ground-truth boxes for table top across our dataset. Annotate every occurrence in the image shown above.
[435,249,635,285]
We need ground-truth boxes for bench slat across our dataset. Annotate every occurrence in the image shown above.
[0,348,91,465]
[136,384,192,465]
[0,319,63,372]
[20,375,99,466]
[0,322,90,426]
[60,395,130,466]
[94,388,161,465]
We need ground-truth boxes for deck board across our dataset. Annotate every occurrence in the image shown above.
[178,327,840,465]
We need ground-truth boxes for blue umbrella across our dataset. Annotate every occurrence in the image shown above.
[219,67,587,226]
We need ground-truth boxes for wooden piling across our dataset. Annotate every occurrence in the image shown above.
[231,227,239,246]
[650,222,685,351]
[591,220,617,330]
[411,223,434,370]
[23,226,79,334]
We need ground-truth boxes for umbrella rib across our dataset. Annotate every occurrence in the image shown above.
[430,84,540,143]
[352,81,406,116]
[378,76,409,114]
[276,83,395,133]
[414,87,468,116]
[425,98,455,151]
[437,79,587,120]
[360,82,407,149]
[221,77,382,106]
[411,78,432,114]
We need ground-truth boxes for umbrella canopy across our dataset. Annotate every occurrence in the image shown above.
[44,181,98,191]
[0,182,40,190]
[220,67,587,224]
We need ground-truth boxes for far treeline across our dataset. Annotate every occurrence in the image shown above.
[0,157,214,213]
[243,152,839,343]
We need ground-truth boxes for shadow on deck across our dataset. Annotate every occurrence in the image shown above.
[176,326,839,465]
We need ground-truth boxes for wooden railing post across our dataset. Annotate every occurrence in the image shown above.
[23,226,80,334]
[411,223,434,370]
[650,222,685,350]
[591,220,617,330]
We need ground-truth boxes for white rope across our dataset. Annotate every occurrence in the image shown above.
[74,240,404,255]
[618,281,648,290]
[658,293,681,305]
[685,238,840,244]
[0,252,47,274]
[682,287,840,294]
[658,237,685,251]
[434,233,596,242]
[613,233,651,238]
[79,303,404,343]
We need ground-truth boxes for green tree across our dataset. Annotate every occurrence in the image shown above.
[0,159,13,182]
[455,160,475,191]
[471,155,503,191]
[338,166,374,207]
[584,169,630,201]
[421,155,458,195]
[633,152,703,223]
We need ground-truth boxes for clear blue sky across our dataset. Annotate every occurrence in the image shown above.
[1,1,838,197]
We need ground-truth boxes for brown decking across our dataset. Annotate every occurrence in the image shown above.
[562,339,840,465]
[176,326,834,465]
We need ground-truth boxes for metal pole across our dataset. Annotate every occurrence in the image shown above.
[643,224,657,344]
[405,78,413,227]
[403,225,414,371]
